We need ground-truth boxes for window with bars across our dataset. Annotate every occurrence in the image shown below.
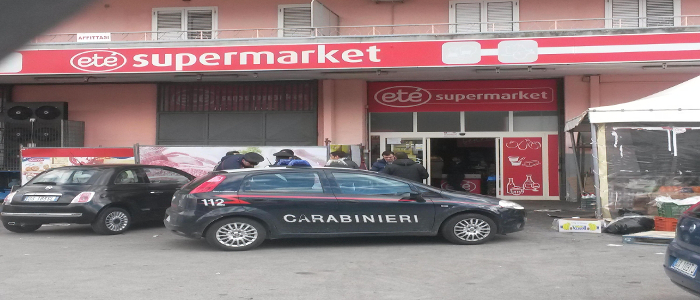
[279,5,313,37]
[607,0,679,28]
[153,7,217,41]
[450,1,519,33]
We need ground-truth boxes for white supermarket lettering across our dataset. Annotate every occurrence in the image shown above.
[70,50,127,72]
[131,45,382,71]
[374,86,432,108]
[433,89,552,102]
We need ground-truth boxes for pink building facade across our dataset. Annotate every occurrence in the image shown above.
[2,0,700,200]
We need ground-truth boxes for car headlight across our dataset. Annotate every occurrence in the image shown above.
[499,200,524,210]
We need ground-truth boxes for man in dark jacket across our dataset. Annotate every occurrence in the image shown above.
[381,152,429,183]
[214,152,264,170]
[370,151,395,172]
[325,150,359,169]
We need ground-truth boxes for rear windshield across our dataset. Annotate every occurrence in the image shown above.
[29,169,101,185]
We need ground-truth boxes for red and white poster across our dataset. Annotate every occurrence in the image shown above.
[368,79,557,112]
[502,137,543,197]
[21,147,135,184]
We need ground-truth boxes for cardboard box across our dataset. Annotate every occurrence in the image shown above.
[557,218,603,233]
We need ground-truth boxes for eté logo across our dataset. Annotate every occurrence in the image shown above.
[374,86,432,108]
[70,50,127,72]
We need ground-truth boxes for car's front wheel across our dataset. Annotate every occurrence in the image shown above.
[2,221,42,233]
[92,207,131,235]
[206,218,267,251]
[441,213,496,245]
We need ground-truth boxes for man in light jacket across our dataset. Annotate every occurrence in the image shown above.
[381,151,429,183]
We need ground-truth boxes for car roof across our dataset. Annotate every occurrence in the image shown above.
[50,164,178,169]
[221,166,375,173]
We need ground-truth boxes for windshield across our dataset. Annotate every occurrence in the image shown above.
[29,169,101,185]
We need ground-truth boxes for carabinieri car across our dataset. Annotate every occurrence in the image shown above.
[1,165,194,235]
[165,166,526,251]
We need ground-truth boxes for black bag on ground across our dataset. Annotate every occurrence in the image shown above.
[603,216,655,234]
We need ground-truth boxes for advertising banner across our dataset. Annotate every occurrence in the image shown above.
[502,137,544,197]
[368,79,557,112]
[21,147,135,184]
[138,145,328,177]
[3,32,700,75]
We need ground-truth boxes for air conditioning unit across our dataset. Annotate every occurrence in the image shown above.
[0,102,84,171]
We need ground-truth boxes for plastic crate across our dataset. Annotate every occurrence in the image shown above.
[658,202,692,218]
[654,216,679,232]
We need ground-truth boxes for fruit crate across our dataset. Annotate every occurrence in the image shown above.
[654,216,679,232]
[658,202,692,218]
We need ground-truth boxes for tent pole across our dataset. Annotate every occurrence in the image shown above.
[569,132,583,201]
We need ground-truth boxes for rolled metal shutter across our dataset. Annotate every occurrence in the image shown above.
[454,3,481,33]
[156,10,184,40]
[487,1,515,32]
[612,0,640,28]
[646,0,674,27]
[187,10,214,39]
[282,6,312,37]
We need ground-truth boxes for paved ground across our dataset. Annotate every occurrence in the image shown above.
[0,200,695,300]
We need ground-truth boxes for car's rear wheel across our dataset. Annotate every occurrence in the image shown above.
[441,213,496,245]
[206,218,266,251]
[2,221,42,233]
[92,207,131,235]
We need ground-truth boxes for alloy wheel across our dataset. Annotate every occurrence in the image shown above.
[454,218,491,242]
[105,211,129,232]
[215,222,259,248]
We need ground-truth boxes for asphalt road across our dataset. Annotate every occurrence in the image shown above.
[0,202,695,300]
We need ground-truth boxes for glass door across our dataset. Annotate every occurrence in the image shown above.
[385,138,425,165]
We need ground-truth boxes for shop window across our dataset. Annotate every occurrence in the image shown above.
[513,111,558,132]
[417,112,460,132]
[449,0,519,33]
[606,0,679,28]
[279,5,312,37]
[464,111,508,132]
[370,112,413,132]
[153,7,217,40]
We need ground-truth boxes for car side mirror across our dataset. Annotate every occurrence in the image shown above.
[400,191,425,202]
[10,185,20,192]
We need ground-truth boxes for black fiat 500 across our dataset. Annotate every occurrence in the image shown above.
[165,166,526,251]
[1,165,194,235]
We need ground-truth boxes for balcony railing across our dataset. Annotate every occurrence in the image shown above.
[31,15,700,44]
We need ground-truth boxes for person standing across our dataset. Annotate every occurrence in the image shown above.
[213,151,240,171]
[272,149,296,164]
[370,151,395,172]
[381,152,429,183]
[446,156,467,191]
[325,150,359,169]
[214,152,264,170]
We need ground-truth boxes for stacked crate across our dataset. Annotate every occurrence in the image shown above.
[654,202,691,231]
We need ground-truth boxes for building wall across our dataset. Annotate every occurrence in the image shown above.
[12,84,157,147]
[49,0,700,35]
[319,79,366,146]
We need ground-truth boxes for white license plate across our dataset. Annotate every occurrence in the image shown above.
[672,258,698,278]
[24,196,59,202]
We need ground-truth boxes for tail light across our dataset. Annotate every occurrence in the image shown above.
[71,192,95,203]
[190,175,226,194]
[684,202,700,215]
[3,192,16,205]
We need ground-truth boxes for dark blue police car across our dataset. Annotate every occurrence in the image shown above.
[165,166,526,251]
[665,203,700,297]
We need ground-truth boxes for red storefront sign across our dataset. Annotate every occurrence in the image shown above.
[367,79,557,112]
[502,138,544,197]
[3,32,700,75]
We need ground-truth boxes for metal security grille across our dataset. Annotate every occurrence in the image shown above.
[0,85,10,170]
[157,81,318,146]
[158,81,317,112]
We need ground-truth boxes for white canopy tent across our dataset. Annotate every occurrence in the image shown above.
[565,75,700,219]
[566,75,700,132]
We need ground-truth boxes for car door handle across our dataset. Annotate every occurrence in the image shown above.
[150,191,165,194]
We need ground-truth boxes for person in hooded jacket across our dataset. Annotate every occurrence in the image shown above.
[380,151,429,183]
